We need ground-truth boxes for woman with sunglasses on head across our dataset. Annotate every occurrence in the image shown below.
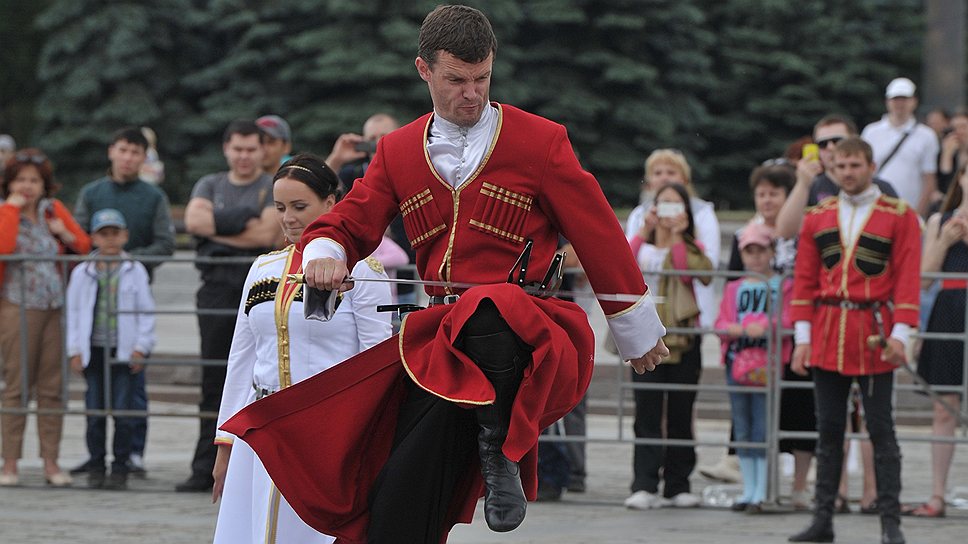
[211,154,392,543]
[0,149,91,487]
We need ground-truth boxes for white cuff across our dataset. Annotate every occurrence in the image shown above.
[304,238,346,263]
[890,323,912,350]
[606,293,667,361]
[794,321,812,345]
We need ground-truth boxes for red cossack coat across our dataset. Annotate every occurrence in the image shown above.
[791,195,921,375]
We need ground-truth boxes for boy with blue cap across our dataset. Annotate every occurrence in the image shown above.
[66,208,156,490]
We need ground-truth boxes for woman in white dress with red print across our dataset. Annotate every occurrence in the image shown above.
[212,154,392,543]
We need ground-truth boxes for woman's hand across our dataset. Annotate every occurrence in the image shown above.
[46,216,76,244]
[5,193,27,209]
[212,444,232,503]
[726,324,744,338]
[639,207,658,240]
[939,217,967,248]
[669,212,689,236]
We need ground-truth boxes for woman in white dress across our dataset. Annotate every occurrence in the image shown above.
[211,153,392,543]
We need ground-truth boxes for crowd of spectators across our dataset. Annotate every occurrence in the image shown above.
[0,76,964,535]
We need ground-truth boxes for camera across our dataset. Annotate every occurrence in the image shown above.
[656,201,685,218]
[354,140,378,154]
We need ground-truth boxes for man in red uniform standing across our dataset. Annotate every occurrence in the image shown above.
[223,5,668,544]
[788,137,920,544]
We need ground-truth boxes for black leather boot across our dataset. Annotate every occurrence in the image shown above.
[790,432,842,543]
[880,517,905,544]
[872,448,904,544]
[459,304,532,533]
[788,517,835,543]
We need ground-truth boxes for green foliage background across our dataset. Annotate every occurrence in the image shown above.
[0,0,930,208]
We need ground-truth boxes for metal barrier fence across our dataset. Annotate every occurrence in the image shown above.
[1,253,966,503]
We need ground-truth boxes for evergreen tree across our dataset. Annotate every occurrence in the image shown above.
[32,0,198,202]
[700,0,923,207]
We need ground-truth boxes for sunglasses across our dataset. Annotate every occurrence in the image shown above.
[815,137,844,149]
[14,152,47,165]
[761,158,792,167]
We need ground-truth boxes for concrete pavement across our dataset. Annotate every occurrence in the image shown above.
[1,404,965,543]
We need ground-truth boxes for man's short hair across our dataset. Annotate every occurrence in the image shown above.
[814,114,858,136]
[833,136,873,164]
[223,119,265,144]
[111,127,149,150]
[418,4,497,66]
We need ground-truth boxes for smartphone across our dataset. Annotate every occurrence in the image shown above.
[354,140,378,154]
[802,143,820,162]
[656,201,686,218]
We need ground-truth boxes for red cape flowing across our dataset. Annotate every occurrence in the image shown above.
[221,284,595,543]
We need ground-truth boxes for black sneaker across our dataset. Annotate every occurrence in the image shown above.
[70,459,95,476]
[175,474,214,492]
[88,469,106,489]
[103,471,128,491]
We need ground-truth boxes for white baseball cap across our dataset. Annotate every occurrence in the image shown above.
[885,77,916,99]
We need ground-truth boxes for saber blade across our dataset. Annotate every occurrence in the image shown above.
[285,274,658,304]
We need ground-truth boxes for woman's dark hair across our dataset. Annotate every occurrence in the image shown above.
[273,153,342,202]
[749,163,795,195]
[2,148,58,198]
[647,182,695,244]
[940,161,967,214]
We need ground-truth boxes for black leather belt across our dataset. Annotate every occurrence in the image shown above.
[428,294,461,306]
[817,299,880,310]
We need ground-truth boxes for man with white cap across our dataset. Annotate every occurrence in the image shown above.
[861,77,940,217]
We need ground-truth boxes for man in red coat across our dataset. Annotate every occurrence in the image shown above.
[224,5,668,544]
[788,137,920,544]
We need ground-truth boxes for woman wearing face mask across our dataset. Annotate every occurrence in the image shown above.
[625,182,712,510]
[0,149,90,488]
[211,154,392,543]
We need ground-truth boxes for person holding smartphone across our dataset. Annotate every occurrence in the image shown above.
[625,183,712,510]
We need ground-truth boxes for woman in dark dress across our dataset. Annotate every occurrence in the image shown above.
[909,164,968,518]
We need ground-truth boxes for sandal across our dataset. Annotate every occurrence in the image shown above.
[902,496,945,518]
[859,499,878,515]
[835,494,851,514]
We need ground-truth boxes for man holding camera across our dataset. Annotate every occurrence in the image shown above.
[325,112,399,192]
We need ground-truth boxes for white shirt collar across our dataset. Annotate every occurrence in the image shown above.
[430,104,497,142]
[426,104,499,187]
[839,184,881,207]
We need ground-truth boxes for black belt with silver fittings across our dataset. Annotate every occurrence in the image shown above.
[427,294,461,306]
[817,299,879,310]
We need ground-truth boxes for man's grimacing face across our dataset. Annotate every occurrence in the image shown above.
[416,51,493,128]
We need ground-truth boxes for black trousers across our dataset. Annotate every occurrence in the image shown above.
[812,368,902,519]
[631,338,702,497]
[188,283,239,479]
[366,300,525,544]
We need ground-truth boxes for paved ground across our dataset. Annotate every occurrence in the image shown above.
[3,235,967,542]
[1,405,965,543]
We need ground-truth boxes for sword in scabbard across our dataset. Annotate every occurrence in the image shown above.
[867,310,968,426]
[284,273,659,304]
